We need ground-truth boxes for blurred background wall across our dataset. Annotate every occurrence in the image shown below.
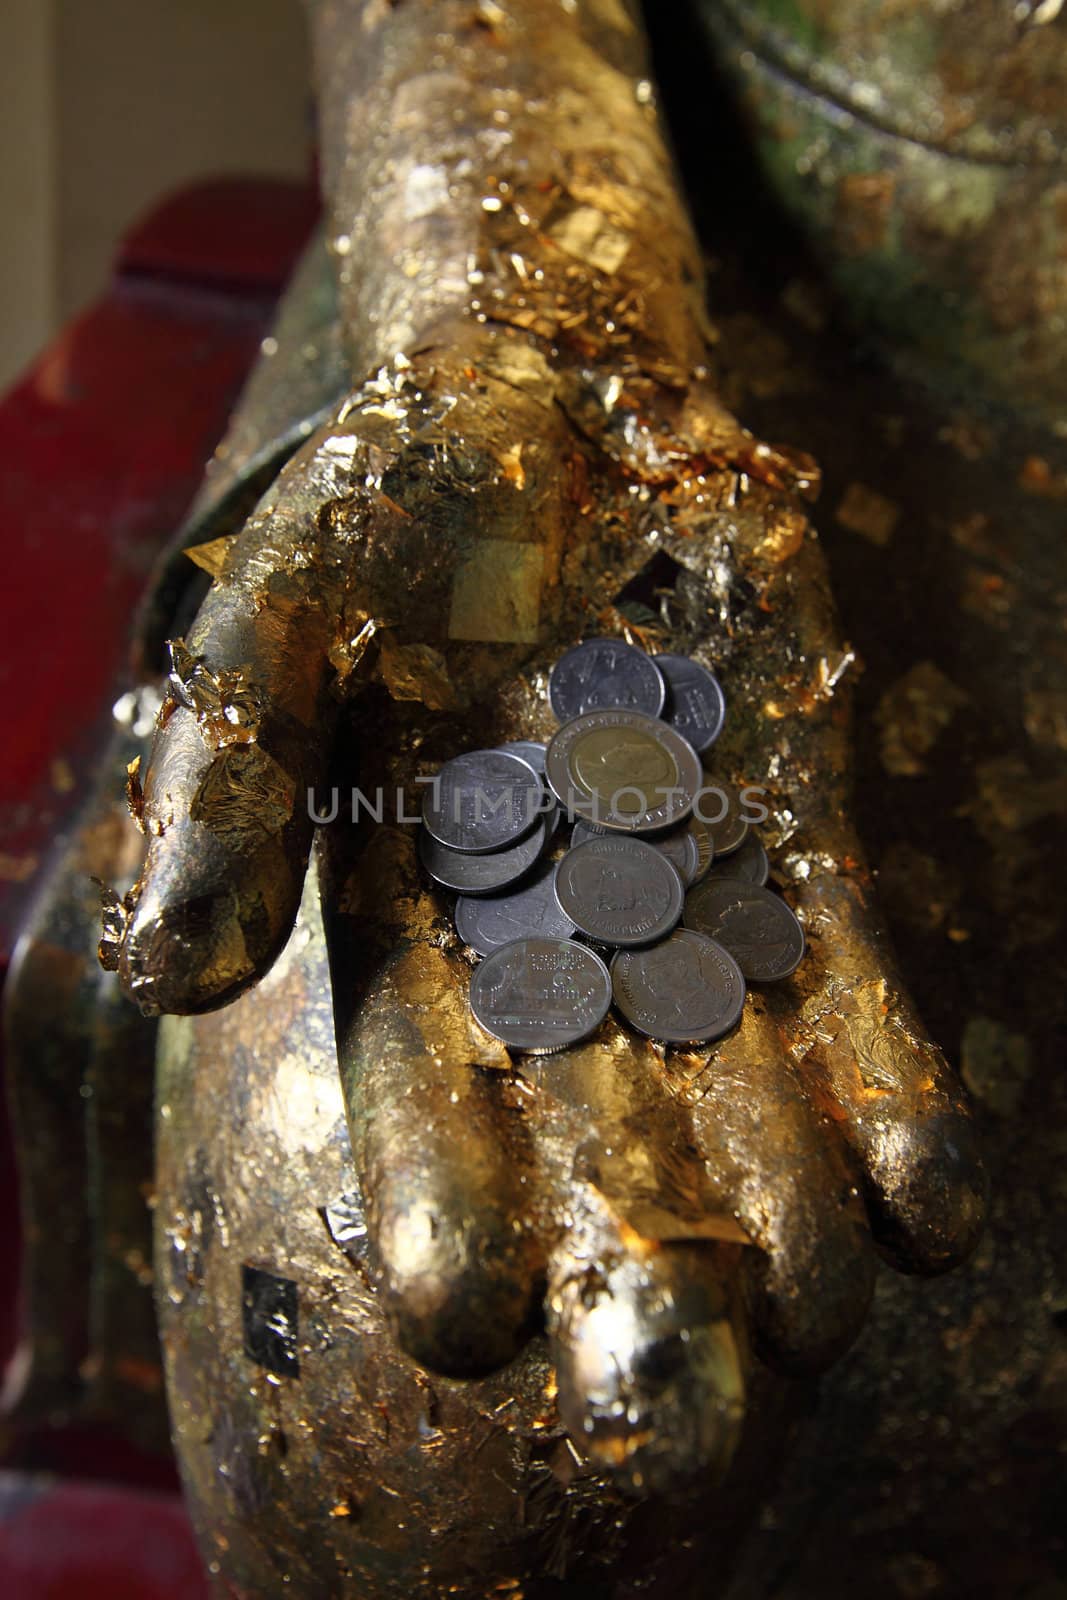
[0,0,311,391]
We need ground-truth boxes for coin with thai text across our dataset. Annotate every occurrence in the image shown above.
[554,835,685,947]
[418,813,549,895]
[611,928,746,1043]
[469,937,612,1053]
[654,653,726,753]
[683,879,804,981]
[456,861,577,955]
[496,741,563,836]
[575,815,701,886]
[549,640,666,722]
[546,709,701,833]
[422,749,544,853]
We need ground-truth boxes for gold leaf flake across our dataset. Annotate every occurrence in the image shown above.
[376,635,461,711]
[876,661,967,777]
[548,206,631,276]
[166,639,265,748]
[189,746,296,850]
[183,534,238,580]
[836,482,900,546]
[449,541,544,643]
[961,1017,1031,1118]
[497,441,526,490]
[329,617,380,688]
[95,876,136,971]
[126,755,145,833]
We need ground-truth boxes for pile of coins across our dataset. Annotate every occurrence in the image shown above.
[418,639,805,1053]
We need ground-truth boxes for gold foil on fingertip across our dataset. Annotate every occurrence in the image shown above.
[189,746,297,850]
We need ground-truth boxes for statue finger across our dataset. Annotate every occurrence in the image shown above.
[335,939,545,1377]
[548,1230,747,1495]
[685,1003,876,1375]
[115,417,371,1015]
[526,1014,873,1381]
[777,855,988,1275]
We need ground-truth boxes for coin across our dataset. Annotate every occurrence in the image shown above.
[572,814,702,886]
[687,814,714,882]
[711,832,769,887]
[693,779,750,857]
[455,861,577,956]
[553,835,685,947]
[496,741,565,837]
[469,937,612,1053]
[662,814,714,883]
[611,929,746,1043]
[545,709,701,833]
[655,825,702,887]
[549,639,666,722]
[683,879,804,981]
[498,740,547,776]
[653,653,726,753]
[418,812,550,895]
[422,749,544,854]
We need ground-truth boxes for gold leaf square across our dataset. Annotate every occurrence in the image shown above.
[449,541,544,643]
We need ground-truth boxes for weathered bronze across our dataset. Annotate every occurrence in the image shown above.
[699,0,1067,417]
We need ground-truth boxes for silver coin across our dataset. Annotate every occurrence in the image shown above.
[711,833,769,887]
[418,813,549,895]
[422,749,544,854]
[549,639,666,722]
[496,741,565,839]
[653,653,726,753]
[687,814,714,882]
[693,779,750,857]
[497,740,547,776]
[611,929,746,1044]
[497,743,566,840]
[573,815,702,886]
[545,709,701,834]
[652,820,705,886]
[553,836,685,947]
[455,861,577,956]
[469,937,612,1053]
[683,880,804,982]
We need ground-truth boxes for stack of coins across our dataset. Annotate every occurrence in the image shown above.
[417,638,804,1054]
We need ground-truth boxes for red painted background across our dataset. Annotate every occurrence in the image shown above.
[0,175,319,1597]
